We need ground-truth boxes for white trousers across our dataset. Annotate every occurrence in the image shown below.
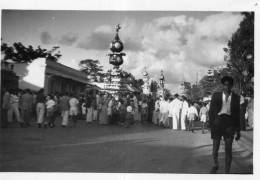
[160,112,168,125]
[181,114,187,130]
[36,103,45,124]
[8,103,20,122]
[61,110,69,126]
[172,112,179,130]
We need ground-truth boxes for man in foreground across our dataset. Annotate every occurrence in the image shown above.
[208,76,241,174]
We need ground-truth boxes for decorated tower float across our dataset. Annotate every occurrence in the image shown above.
[157,70,165,97]
[141,67,151,95]
[179,82,186,97]
[204,68,215,101]
[105,24,128,95]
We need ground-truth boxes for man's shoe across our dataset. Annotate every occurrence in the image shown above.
[210,166,219,174]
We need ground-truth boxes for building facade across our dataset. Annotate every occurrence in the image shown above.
[13,58,90,95]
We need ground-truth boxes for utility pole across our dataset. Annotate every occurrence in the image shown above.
[196,72,198,86]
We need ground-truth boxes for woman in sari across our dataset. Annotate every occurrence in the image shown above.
[99,94,109,124]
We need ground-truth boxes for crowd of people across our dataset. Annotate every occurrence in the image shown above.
[1,75,254,174]
[1,87,254,132]
[1,88,154,129]
[152,94,210,133]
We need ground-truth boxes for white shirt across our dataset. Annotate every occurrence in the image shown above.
[171,98,181,113]
[155,100,160,111]
[127,106,133,112]
[108,100,113,108]
[10,94,19,104]
[69,98,79,108]
[188,106,198,117]
[117,101,122,109]
[141,103,148,108]
[206,103,210,111]
[46,99,55,109]
[167,101,173,117]
[181,100,189,116]
[218,92,232,115]
[240,95,245,105]
[160,100,169,113]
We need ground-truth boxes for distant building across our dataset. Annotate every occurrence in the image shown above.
[13,58,91,95]
[1,60,19,91]
[157,70,165,97]
[141,67,151,95]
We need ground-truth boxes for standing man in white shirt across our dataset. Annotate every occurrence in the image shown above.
[180,96,189,131]
[187,102,198,132]
[171,94,181,130]
[69,94,79,127]
[208,76,240,174]
[159,97,169,127]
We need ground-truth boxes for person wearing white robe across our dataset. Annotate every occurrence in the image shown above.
[159,97,169,126]
[171,94,181,130]
[181,96,189,130]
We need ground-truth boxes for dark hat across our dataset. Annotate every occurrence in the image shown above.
[221,76,234,85]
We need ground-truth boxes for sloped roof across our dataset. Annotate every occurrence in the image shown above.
[124,84,141,92]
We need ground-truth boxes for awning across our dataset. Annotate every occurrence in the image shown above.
[131,86,141,92]
[123,84,141,92]
[86,84,101,90]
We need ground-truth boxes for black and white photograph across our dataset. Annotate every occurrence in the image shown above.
[0,0,258,179]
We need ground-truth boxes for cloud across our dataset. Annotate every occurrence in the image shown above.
[40,31,78,46]
[41,31,53,44]
[77,25,113,50]
[58,33,78,46]
[71,12,243,94]
[120,13,243,93]
[77,21,144,51]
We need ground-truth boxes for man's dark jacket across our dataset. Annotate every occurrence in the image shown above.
[209,92,240,131]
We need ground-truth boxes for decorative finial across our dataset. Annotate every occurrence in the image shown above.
[116,24,121,32]
[161,70,163,74]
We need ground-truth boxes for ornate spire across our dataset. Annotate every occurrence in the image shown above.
[143,66,148,76]
[159,70,165,81]
[107,24,126,69]
[116,24,121,32]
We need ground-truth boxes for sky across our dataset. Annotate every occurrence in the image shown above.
[0,7,248,94]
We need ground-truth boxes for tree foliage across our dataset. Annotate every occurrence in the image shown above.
[79,59,104,75]
[164,88,171,97]
[198,67,242,96]
[223,12,254,89]
[180,82,192,98]
[150,80,158,93]
[1,42,62,63]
